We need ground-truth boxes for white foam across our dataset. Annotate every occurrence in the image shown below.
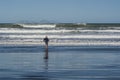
[1,28,120,33]
[0,29,75,33]
[1,34,120,39]
[19,24,56,28]
[0,28,120,46]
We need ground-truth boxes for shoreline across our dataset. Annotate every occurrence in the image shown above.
[0,42,120,48]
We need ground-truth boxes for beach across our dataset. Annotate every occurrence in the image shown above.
[0,23,120,80]
[0,0,120,79]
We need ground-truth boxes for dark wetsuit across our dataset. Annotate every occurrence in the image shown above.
[44,37,49,46]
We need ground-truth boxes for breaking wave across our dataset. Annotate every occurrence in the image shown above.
[19,24,56,28]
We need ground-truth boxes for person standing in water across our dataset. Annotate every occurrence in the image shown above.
[43,36,49,59]
[43,36,49,49]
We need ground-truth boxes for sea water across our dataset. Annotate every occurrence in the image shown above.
[0,24,120,80]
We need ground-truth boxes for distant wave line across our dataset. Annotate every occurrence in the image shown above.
[1,29,120,33]
[1,35,120,38]
[19,24,56,28]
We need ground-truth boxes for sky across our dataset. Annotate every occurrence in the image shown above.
[0,0,120,23]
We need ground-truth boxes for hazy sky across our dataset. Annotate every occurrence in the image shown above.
[0,0,120,23]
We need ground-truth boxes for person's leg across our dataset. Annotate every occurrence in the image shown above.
[45,42,48,49]
[44,42,48,59]
[44,49,48,59]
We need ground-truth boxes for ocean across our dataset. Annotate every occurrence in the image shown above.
[0,23,120,80]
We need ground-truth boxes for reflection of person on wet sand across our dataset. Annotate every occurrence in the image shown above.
[43,36,49,59]
[44,58,48,70]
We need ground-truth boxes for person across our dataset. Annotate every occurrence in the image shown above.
[43,36,49,59]
[43,36,49,49]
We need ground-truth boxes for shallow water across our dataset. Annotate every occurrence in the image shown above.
[0,46,120,80]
